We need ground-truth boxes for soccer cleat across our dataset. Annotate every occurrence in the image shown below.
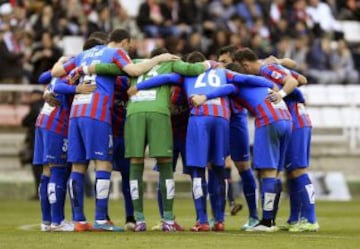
[212,222,225,232]
[74,222,93,232]
[173,221,185,231]
[124,221,136,231]
[41,223,51,232]
[278,222,299,231]
[151,221,163,231]
[246,219,277,232]
[162,221,177,232]
[134,222,147,232]
[50,220,75,232]
[230,203,243,216]
[190,222,210,232]
[241,217,259,230]
[93,221,124,232]
[289,219,320,232]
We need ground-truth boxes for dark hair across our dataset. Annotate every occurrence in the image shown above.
[234,48,258,63]
[186,51,206,63]
[218,45,236,58]
[109,28,130,43]
[89,31,108,43]
[150,47,168,58]
[225,62,243,73]
[82,37,105,50]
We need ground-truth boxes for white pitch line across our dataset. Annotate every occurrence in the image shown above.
[18,224,41,231]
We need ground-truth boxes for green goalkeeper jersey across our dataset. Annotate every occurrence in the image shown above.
[94,60,206,116]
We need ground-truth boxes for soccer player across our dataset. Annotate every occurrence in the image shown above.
[191,62,292,232]
[235,48,319,232]
[34,67,96,232]
[52,29,178,232]
[218,45,256,228]
[77,47,212,232]
[127,52,278,232]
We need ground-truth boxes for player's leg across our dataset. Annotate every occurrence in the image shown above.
[33,127,51,231]
[39,164,51,231]
[286,127,318,232]
[187,116,210,232]
[230,114,257,227]
[125,113,147,231]
[67,118,91,231]
[148,113,179,231]
[248,121,291,232]
[84,119,121,232]
[41,130,73,231]
[209,117,230,231]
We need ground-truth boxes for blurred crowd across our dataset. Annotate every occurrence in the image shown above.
[0,0,360,87]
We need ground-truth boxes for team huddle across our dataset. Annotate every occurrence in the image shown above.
[33,28,319,233]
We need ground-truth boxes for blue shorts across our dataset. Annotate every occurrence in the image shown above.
[285,127,311,171]
[113,136,130,173]
[230,113,250,162]
[67,117,113,163]
[253,120,292,171]
[33,128,67,165]
[186,116,229,168]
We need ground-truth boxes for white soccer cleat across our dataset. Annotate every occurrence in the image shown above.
[41,223,51,232]
[51,220,75,232]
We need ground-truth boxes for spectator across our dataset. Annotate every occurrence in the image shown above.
[306,0,341,33]
[306,36,342,84]
[0,22,24,103]
[288,34,309,74]
[236,0,263,30]
[30,31,62,84]
[136,0,179,38]
[338,0,360,20]
[86,4,112,37]
[330,39,359,84]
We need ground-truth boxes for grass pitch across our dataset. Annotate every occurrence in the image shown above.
[1,198,359,249]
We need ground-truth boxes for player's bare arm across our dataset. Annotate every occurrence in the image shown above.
[122,53,180,77]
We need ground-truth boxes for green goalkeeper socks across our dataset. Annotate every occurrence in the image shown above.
[158,162,175,221]
[130,162,145,222]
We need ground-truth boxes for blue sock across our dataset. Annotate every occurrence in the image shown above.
[49,167,68,225]
[191,168,208,224]
[212,166,225,222]
[120,169,134,220]
[95,170,111,221]
[68,172,86,222]
[297,174,316,223]
[207,169,216,220]
[273,178,283,221]
[156,180,164,219]
[240,168,258,219]
[288,178,301,223]
[39,174,51,223]
[261,177,277,220]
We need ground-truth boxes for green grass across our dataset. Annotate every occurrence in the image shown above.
[1,198,359,249]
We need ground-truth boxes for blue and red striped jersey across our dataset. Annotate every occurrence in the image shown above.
[183,69,231,120]
[35,77,72,136]
[259,64,311,128]
[63,45,131,123]
[112,76,129,138]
